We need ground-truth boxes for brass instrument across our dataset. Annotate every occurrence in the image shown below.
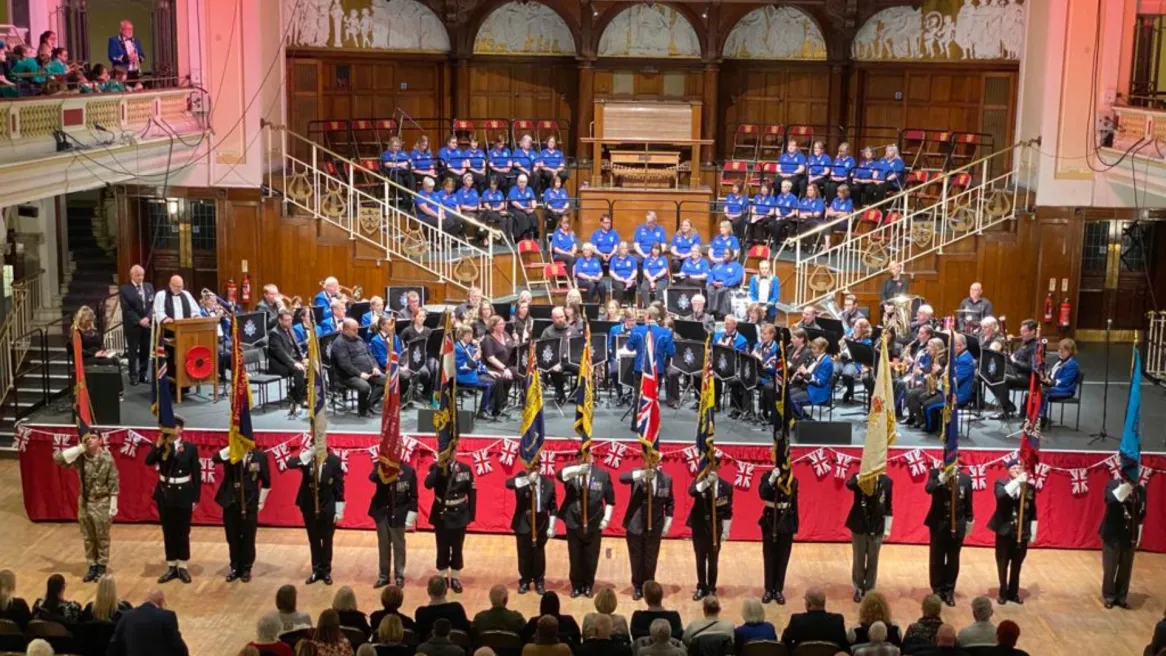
[277,294,304,311]
[883,294,918,336]
[318,280,364,304]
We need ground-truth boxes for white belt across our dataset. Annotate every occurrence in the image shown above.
[162,475,191,485]
[439,495,468,506]
[764,501,790,509]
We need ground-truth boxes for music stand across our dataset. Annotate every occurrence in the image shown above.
[669,339,706,408]
[492,302,513,321]
[533,319,553,337]
[711,344,740,384]
[401,337,429,408]
[581,303,601,321]
[386,286,427,313]
[666,288,699,316]
[534,338,563,373]
[590,320,618,342]
[425,329,445,360]
[737,322,759,347]
[423,312,442,329]
[842,340,876,414]
[235,311,268,347]
[318,332,340,363]
[358,326,370,343]
[818,317,844,335]
[530,305,554,320]
[673,319,708,342]
[347,301,371,321]
[965,334,982,361]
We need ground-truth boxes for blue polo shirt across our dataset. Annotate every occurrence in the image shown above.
[435,190,460,213]
[380,149,411,172]
[798,197,825,220]
[415,190,439,217]
[830,197,854,215]
[591,228,619,256]
[456,187,480,209]
[750,193,774,216]
[551,229,577,254]
[488,147,511,171]
[513,148,537,173]
[778,151,807,175]
[807,153,832,178]
[610,255,637,282]
[507,185,535,209]
[722,193,747,216]
[831,155,856,180]
[482,188,505,210]
[438,146,464,168]
[878,156,905,186]
[774,192,798,218]
[643,255,669,279]
[680,257,710,279]
[411,149,435,173]
[709,234,740,260]
[633,224,667,255]
[540,148,565,170]
[575,255,602,280]
[543,187,570,211]
[710,261,744,288]
[671,231,702,257]
[852,159,877,181]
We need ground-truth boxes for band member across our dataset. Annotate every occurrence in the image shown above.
[904,338,945,428]
[895,326,934,420]
[506,469,557,595]
[625,307,675,427]
[400,309,436,400]
[268,310,307,418]
[255,283,284,327]
[685,294,715,333]
[706,250,744,318]
[987,457,1036,605]
[957,282,994,333]
[787,328,813,370]
[749,260,779,322]
[334,319,385,417]
[880,261,909,304]
[212,445,271,583]
[557,456,615,598]
[714,316,749,417]
[145,416,200,584]
[118,264,153,385]
[841,318,874,404]
[988,319,1037,420]
[540,307,582,405]
[978,317,1005,352]
[320,299,347,335]
[314,277,342,309]
[924,463,974,606]
[620,463,674,600]
[361,297,388,329]
[686,460,733,600]
[1040,338,1081,429]
[788,337,833,420]
[845,472,893,602]
[796,306,821,331]
[910,304,937,335]
[425,458,476,593]
[839,295,861,335]
[754,324,780,423]
[455,326,494,419]
[397,291,424,321]
[53,433,119,582]
[368,461,418,588]
[293,445,345,585]
[759,468,799,605]
[1099,467,1147,609]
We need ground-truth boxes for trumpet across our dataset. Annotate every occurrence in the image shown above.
[318,279,364,304]
[278,294,303,311]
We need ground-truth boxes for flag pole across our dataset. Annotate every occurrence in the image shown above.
[948,328,956,537]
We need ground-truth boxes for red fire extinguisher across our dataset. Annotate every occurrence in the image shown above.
[1057,297,1072,330]
[1043,293,1054,323]
[241,272,252,305]
[225,278,237,306]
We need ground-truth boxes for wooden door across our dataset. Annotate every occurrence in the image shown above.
[140,198,218,294]
[1077,220,1156,332]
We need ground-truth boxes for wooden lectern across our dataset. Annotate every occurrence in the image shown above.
[164,316,220,402]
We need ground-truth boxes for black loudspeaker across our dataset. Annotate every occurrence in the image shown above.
[416,408,475,434]
[794,421,853,446]
[85,366,122,425]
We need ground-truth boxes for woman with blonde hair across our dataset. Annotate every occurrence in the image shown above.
[902,594,943,648]
[581,587,629,638]
[332,585,371,638]
[372,614,410,656]
[82,574,131,623]
[848,591,901,647]
[0,570,31,629]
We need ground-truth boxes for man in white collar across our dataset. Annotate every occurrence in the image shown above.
[152,275,199,324]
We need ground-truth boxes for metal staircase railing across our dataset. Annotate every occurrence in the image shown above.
[0,270,46,408]
[787,141,1036,308]
[264,122,531,299]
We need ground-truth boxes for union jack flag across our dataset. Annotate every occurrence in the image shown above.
[636,330,661,465]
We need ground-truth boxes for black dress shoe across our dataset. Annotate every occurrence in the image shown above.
[306,572,320,585]
[842,392,854,404]
[225,570,240,583]
[692,588,706,601]
[583,586,593,598]
[128,377,139,386]
[762,590,774,604]
[450,578,463,594]
[157,567,179,584]
[774,592,785,605]
[395,576,405,587]
[570,587,581,599]
[1117,601,1132,609]
[177,568,192,584]
[536,580,546,595]
[853,589,863,603]
[82,566,99,583]
[241,570,252,583]
[517,581,529,594]
[632,587,643,601]
[944,594,956,607]
[374,576,390,589]
[997,595,1007,605]
[322,575,333,586]
[1010,594,1023,605]
[1104,601,1115,609]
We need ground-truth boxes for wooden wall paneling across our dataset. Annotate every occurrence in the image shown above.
[719,64,831,159]
[215,194,264,292]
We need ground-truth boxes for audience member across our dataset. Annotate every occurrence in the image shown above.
[848,591,901,647]
[1148,609,1166,656]
[579,614,631,656]
[0,569,32,629]
[682,596,735,645]
[415,576,470,640]
[852,622,899,656]
[25,639,53,656]
[333,586,373,638]
[370,585,416,635]
[249,613,296,656]
[523,616,572,656]
[582,588,630,639]
[473,585,524,634]
[298,643,322,656]
[956,597,996,647]
[902,595,944,648]
[108,589,188,656]
[277,585,314,633]
[372,614,411,656]
[81,574,132,623]
[915,624,967,656]
[780,588,848,650]
[357,645,379,656]
[637,619,686,656]
[995,620,1028,656]
[310,609,354,656]
[521,592,580,646]
[630,582,683,640]
[733,598,776,649]
[417,618,464,656]
[31,574,81,624]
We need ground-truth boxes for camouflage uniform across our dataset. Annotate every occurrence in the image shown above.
[54,448,119,568]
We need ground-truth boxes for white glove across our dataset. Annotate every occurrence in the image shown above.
[695,478,710,493]
[109,496,118,518]
[720,519,731,542]
[514,476,530,489]
[1114,482,1134,502]
[61,445,84,464]
[1004,478,1023,498]
[528,471,539,483]
[1029,520,1037,543]
[769,470,781,484]
[632,469,644,481]
[964,520,974,535]
[334,501,345,524]
[405,511,417,530]
[563,464,586,479]
[218,447,230,460]
[258,488,270,512]
[299,449,313,466]
[1137,525,1144,549]
[600,505,612,530]
[547,516,557,539]
[1018,472,1028,484]
[662,517,673,536]
[938,469,953,484]
[883,516,893,538]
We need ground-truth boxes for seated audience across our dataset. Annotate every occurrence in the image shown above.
[32,574,82,625]
[415,576,470,640]
[542,176,572,235]
[591,214,620,267]
[806,141,832,194]
[249,613,296,656]
[850,147,878,207]
[411,136,437,183]
[370,585,416,636]
[579,613,631,656]
[609,242,639,305]
[995,620,1028,656]
[582,588,630,639]
[372,614,411,656]
[870,145,905,205]
[417,618,464,656]
[25,639,53,656]
[733,597,776,650]
[682,596,734,645]
[513,135,538,191]
[537,136,568,192]
[670,220,702,264]
[745,181,774,247]
[81,574,132,624]
[480,177,513,239]
[637,619,686,656]
[521,592,580,646]
[825,142,855,202]
[488,136,513,189]
[439,135,466,184]
[676,248,709,286]
[709,220,741,262]
[633,213,668,261]
[956,597,995,647]
[473,585,525,635]
[276,584,313,633]
[381,136,414,191]
[721,184,748,240]
[333,586,372,639]
[434,177,466,237]
[780,588,848,650]
[464,137,488,190]
[777,140,807,197]
[902,595,944,648]
[0,569,33,629]
[416,177,443,228]
[630,581,682,641]
[332,318,386,417]
[523,616,571,656]
[852,621,899,656]
[507,175,538,241]
[848,591,901,647]
[109,589,188,656]
[575,243,607,303]
[915,624,967,656]
[310,609,354,656]
[639,243,671,306]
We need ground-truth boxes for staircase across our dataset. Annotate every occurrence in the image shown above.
[785,141,1037,307]
[263,122,530,300]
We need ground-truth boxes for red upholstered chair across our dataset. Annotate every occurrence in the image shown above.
[452,119,475,147]
[743,244,771,275]
[758,124,785,161]
[719,160,759,195]
[731,123,761,161]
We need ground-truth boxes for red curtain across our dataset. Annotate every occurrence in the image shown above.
[18,425,1166,552]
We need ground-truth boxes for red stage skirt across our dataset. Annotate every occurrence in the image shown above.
[17,425,1166,553]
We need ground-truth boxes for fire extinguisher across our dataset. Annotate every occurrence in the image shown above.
[1057,297,1072,330]
[1043,293,1054,323]
[241,272,252,305]
[225,279,237,306]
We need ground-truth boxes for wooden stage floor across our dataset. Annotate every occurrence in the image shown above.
[3,459,1161,655]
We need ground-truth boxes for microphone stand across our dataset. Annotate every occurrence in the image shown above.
[1089,318,1114,445]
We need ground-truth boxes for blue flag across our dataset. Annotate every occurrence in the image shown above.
[1119,346,1142,482]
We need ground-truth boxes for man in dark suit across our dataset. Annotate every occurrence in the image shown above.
[987,458,1036,605]
[557,455,615,598]
[1099,468,1147,609]
[331,318,385,417]
[211,446,271,583]
[144,417,200,584]
[506,469,557,595]
[368,461,418,589]
[924,465,975,607]
[686,460,733,601]
[845,472,894,603]
[267,309,307,418]
[107,589,188,656]
[780,587,849,651]
[292,445,345,585]
[118,264,154,385]
[619,463,674,600]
